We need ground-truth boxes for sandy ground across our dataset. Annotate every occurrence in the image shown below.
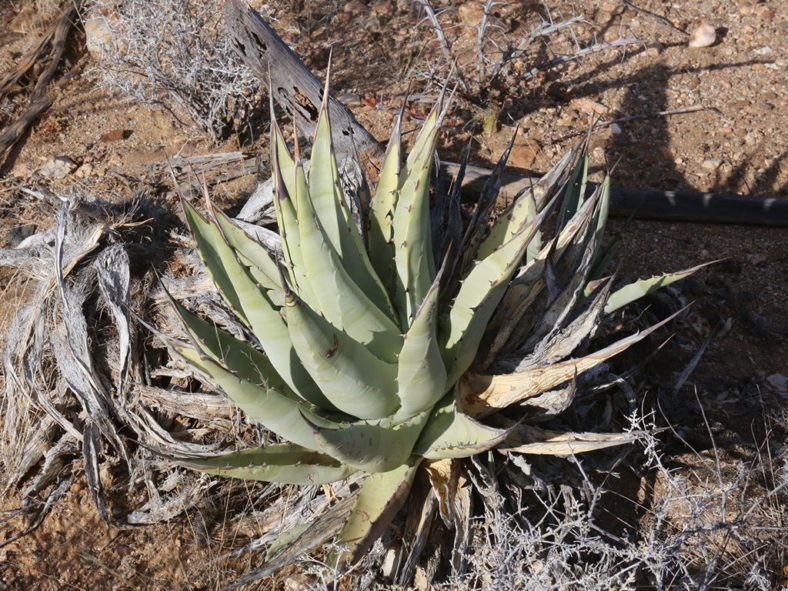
[0,0,786,588]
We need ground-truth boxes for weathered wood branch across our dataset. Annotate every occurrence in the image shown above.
[224,0,383,163]
[0,2,78,161]
[226,1,786,227]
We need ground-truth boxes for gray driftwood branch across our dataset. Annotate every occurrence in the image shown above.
[224,0,383,163]
[225,1,786,227]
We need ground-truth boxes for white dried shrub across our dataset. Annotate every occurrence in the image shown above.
[436,413,788,590]
[293,412,788,590]
[86,0,261,140]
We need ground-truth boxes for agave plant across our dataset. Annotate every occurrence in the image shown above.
[162,83,702,570]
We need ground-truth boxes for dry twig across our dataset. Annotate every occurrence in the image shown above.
[619,0,689,38]
[0,2,79,162]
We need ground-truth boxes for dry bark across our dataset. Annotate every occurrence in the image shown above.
[0,2,78,162]
[224,0,383,164]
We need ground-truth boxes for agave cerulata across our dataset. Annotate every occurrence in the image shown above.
[163,79,702,566]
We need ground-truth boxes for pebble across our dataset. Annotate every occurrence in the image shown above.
[701,158,723,170]
[370,1,394,18]
[766,373,788,397]
[755,6,774,21]
[39,156,77,179]
[458,3,484,26]
[75,163,94,178]
[509,139,540,169]
[688,23,716,48]
[343,0,366,13]
[571,97,610,115]
[10,162,31,179]
[100,129,131,142]
[284,575,312,591]
[4,225,37,248]
[83,14,122,57]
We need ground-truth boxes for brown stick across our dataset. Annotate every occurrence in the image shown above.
[619,0,689,38]
[0,2,78,160]
[0,29,56,97]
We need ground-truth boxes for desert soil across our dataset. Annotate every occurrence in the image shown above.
[0,0,786,589]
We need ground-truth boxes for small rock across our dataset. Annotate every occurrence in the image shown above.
[458,3,485,26]
[10,162,31,179]
[100,129,131,142]
[509,139,540,169]
[701,158,723,170]
[343,0,367,13]
[75,163,94,178]
[688,23,716,48]
[106,152,122,167]
[557,111,577,127]
[571,97,610,115]
[609,122,622,135]
[414,567,430,591]
[381,547,398,577]
[370,0,394,18]
[283,575,312,591]
[4,225,37,248]
[84,15,116,57]
[766,373,788,397]
[755,6,774,20]
[39,156,77,179]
